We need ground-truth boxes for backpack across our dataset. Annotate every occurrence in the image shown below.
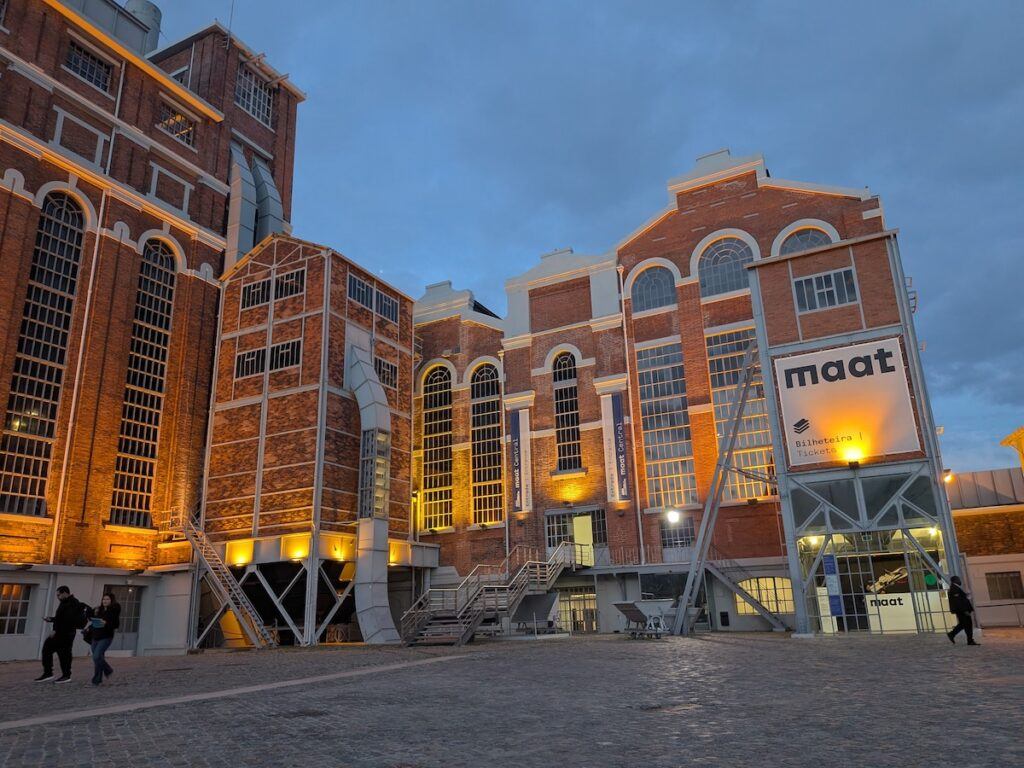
[77,601,93,630]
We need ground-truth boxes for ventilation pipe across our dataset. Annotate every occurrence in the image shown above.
[125,0,162,54]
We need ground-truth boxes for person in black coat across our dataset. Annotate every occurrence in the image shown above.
[89,592,121,685]
[947,575,979,646]
[35,585,86,683]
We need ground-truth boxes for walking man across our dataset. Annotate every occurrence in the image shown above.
[35,585,86,683]
[947,575,979,646]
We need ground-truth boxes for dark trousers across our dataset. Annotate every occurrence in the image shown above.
[91,637,113,683]
[42,633,74,677]
[950,611,974,642]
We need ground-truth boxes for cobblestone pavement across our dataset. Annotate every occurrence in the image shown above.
[0,630,1022,768]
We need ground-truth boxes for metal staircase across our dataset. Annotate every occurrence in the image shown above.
[174,509,276,649]
[674,340,789,635]
[400,542,579,646]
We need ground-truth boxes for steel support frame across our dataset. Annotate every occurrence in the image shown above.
[748,235,961,636]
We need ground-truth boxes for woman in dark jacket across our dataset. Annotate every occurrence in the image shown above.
[947,576,978,645]
[90,592,121,684]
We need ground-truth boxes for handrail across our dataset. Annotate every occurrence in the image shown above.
[400,540,578,643]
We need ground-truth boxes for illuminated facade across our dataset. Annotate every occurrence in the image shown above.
[0,0,301,659]
[414,149,962,635]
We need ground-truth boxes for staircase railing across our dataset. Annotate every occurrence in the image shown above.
[400,541,577,644]
[176,509,275,649]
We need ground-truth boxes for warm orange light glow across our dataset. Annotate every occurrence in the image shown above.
[281,534,310,562]
[841,445,865,463]
[943,470,954,484]
[225,539,254,567]
[666,509,681,525]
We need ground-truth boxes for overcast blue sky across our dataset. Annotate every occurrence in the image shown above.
[162,1,1024,472]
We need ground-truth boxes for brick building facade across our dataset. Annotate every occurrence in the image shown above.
[0,0,301,658]
[414,149,961,635]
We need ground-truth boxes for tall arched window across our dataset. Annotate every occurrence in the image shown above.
[630,266,676,312]
[698,237,754,297]
[109,240,176,528]
[552,353,582,472]
[780,227,832,255]
[0,193,85,517]
[421,366,453,529]
[470,364,503,524]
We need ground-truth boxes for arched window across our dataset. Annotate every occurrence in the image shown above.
[630,266,676,312]
[698,237,754,298]
[780,227,832,256]
[552,353,582,472]
[421,366,453,529]
[0,193,85,517]
[470,364,502,524]
[109,240,176,528]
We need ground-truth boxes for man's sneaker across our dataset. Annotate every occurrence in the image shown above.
[34,673,55,682]
[54,675,72,684]
[103,667,113,679]
[967,640,980,646]
[947,631,956,644]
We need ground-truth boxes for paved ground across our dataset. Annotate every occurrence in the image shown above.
[0,630,1022,768]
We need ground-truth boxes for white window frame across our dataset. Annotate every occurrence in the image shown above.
[792,266,860,314]
[63,34,117,97]
[234,348,266,379]
[148,162,194,214]
[50,106,107,168]
[155,97,199,151]
[269,339,302,371]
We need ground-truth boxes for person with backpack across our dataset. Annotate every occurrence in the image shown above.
[947,575,979,646]
[35,585,88,683]
[87,592,121,685]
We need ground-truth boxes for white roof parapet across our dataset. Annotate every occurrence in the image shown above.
[504,247,617,291]
[667,148,767,194]
[413,280,504,330]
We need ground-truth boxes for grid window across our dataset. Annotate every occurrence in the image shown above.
[470,364,503,525]
[635,343,696,509]
[661,514,696,548]
[374,357,398,389]
[0,194,84,518]
[793,268,858,313]
[269,339,301,371]
[552,353,582,472]
[780,227,832,255]
[985,571,1024,601]
[103,585,142,633]
[375,291,399,323]
[347,273,373,309]
[234,65,274,127]
[241,279,271,309]
[545,509,608,549]
[109,240,175,529]
[421,366,453,529]
[0,583,31,634]
[706,329,774,501]
[698,237,754,297]
[735,577,794,615]
[156,102,196,148]
[274,269,305,300]
[630,266,676,312]
[234,349,266,379]
[65,41,112,92]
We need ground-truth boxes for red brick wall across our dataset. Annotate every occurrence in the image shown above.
[954,512,1024,557]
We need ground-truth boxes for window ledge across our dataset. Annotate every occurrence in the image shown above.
[421,526,455,536]
[550,467,588,479]
[466,522,506,532]
[156,125,199,154]
[102,522,159,536]
[0,512,53,525]
[630,303,678,320]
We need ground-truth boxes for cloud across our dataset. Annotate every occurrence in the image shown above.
[161,0,1024,467]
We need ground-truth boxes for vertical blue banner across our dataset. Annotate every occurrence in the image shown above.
[510,409,523,512]
[611,392,630,500]
[823,553,844,616]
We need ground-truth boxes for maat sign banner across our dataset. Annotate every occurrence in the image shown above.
[773,337,921,467]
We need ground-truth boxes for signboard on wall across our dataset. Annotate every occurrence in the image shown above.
[510,409,533,512]
[601,392,631,502]
[773,337,920,467]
